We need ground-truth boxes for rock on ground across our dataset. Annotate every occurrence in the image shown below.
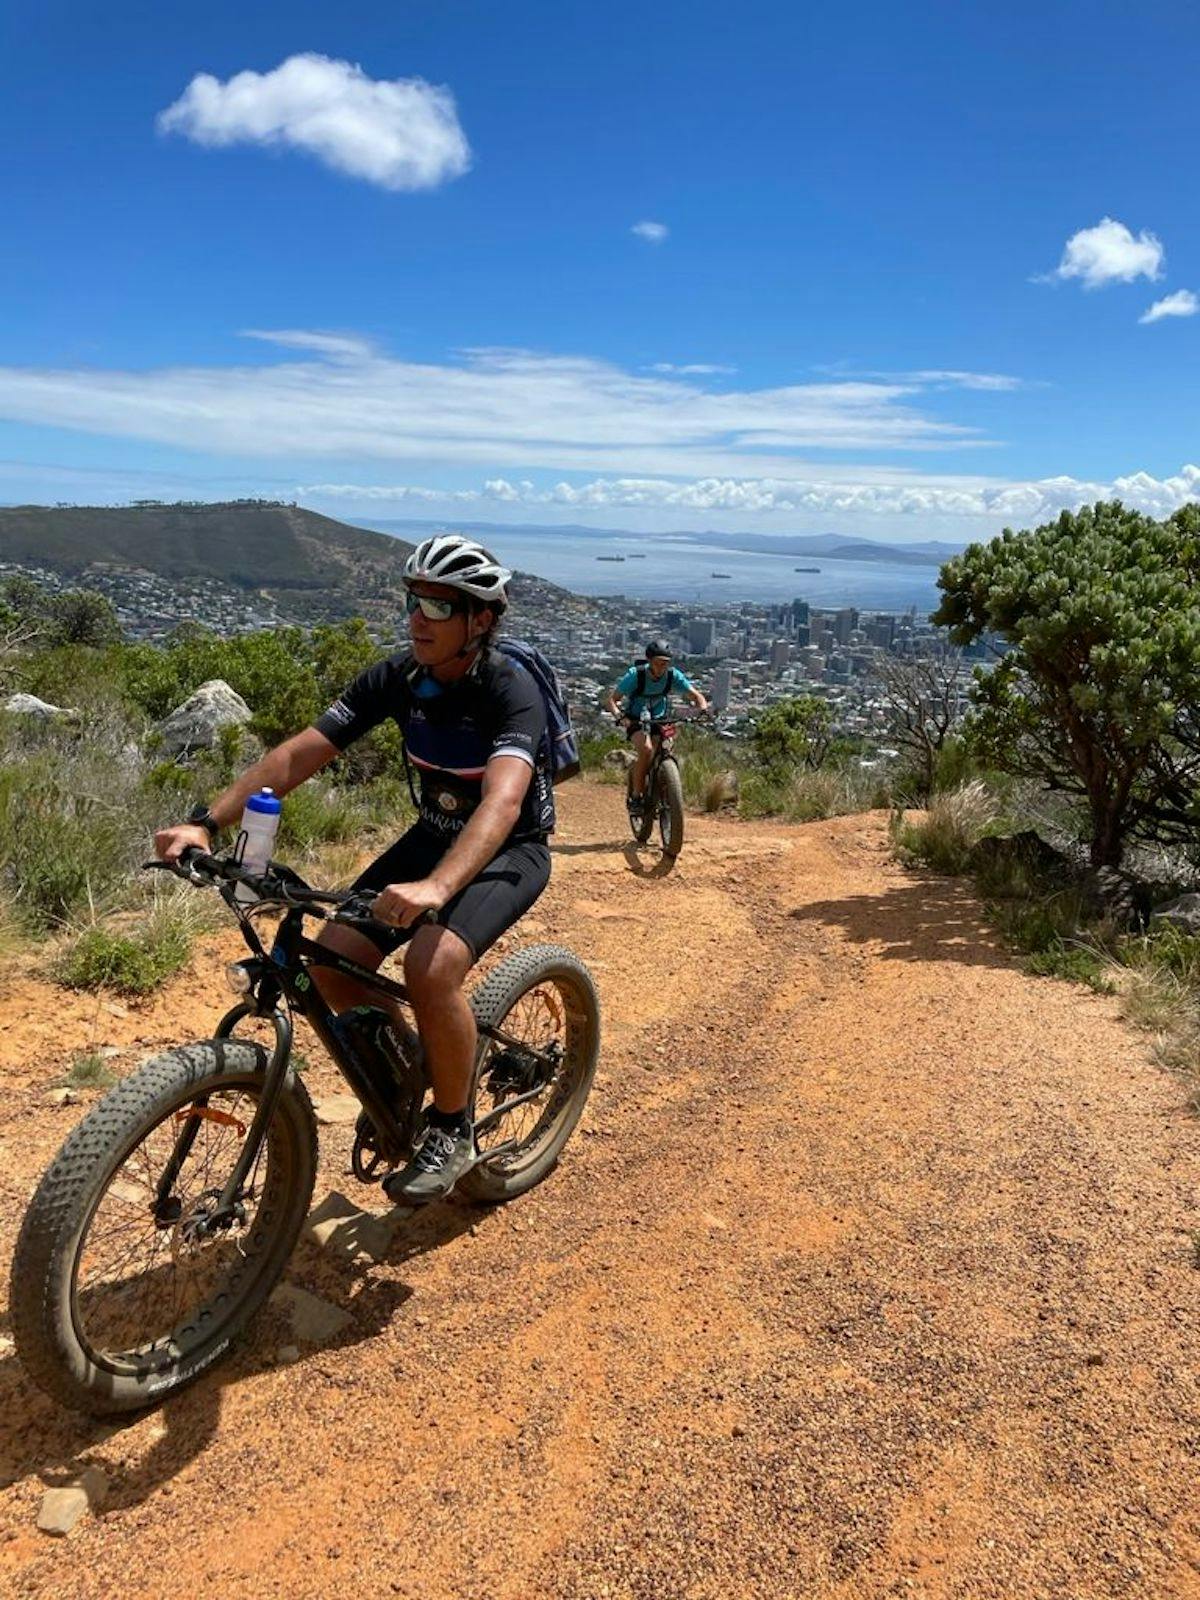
[37,1469,107,1537]
[156,678,252,757]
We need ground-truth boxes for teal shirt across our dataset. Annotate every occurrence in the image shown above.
[617,664,694,719]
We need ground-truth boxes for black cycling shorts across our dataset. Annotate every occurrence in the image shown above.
[349,823,550,962]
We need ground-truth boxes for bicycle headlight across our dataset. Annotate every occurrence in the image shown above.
[224,961,255,995]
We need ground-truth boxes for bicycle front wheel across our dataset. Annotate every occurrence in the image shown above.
[656,757,685,858]
[462,944,600,1203]
[11,1040,317,1415]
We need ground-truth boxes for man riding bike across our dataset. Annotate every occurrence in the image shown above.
[605,641,707,818]
[155,534,553,1205]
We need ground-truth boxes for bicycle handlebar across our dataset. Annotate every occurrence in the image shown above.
[144,848,398,930]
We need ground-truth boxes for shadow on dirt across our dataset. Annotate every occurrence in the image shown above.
[550,839,677,878]
[789,877,1013,969]
[551,839,630,856]
[0,1199,479,1514]
[622,844,676,880]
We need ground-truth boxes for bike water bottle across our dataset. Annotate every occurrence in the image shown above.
[234,788,282,904]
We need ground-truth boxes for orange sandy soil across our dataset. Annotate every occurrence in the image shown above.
[0,779,1197,1599]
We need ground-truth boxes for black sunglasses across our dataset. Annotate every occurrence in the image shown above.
[405,590,468,621]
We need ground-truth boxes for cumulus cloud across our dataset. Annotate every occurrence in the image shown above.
[297,464,1200,524]
[632,220,669,244]
[157,53,471,191]
[1042,217,1164,289]
[0,339,991,476]
[1139,290,1199,325]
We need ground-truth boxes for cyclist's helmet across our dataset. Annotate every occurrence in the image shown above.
[404,534,512,609]
[645,639,673,660]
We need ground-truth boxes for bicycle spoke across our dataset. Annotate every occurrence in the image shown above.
[73,1084,279,1364]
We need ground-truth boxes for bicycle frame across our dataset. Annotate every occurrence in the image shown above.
[175,893,555,1232]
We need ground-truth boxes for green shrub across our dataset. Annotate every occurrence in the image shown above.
[891,780,998,876]
[57,921,191,995]
[55,890,210,995]
[1023,943,1112,991]
[737,771,789,819]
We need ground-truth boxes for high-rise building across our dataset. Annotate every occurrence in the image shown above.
[791,599,810,626]
[711,666,732,711]
[688,618,716,654]
[770,639,791,673]
[834,607,859,645]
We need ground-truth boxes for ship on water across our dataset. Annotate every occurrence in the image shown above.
[711,571,732,578]
[794,565,821,572]
[596,554,626,562]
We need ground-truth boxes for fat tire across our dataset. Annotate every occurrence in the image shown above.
[10,1040,317,1415]
[461,944,600,1204]
[657,757,685,858]
[627,765,654,844]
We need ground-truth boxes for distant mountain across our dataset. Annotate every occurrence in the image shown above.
[0,501,571,623]
[352,515,964,567]
[681,531,963,566]
[0,500,415,588]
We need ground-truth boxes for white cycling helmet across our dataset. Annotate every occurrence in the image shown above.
[403,534,512,606]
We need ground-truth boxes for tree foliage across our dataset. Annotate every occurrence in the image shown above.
[933,500,1200,866]
[0,578,121,648]
[750,695,834,772]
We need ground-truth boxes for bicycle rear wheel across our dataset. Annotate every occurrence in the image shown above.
[462,944,600,1203]
[627,765,654,844]
[11,1040,317,1415]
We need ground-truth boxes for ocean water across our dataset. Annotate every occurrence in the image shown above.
[497,528,945,616]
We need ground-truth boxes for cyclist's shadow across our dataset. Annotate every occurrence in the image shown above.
[0,1199,474,1513]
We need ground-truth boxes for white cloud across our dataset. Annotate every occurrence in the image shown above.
[1139,289,1199,325]
[240,328,377,360]
[1042,217,1164,289]
[632,220,669,244]
[297,464,1200,524]
[157,53,471,191]
[0,339,990,476]
[648,362,736,375]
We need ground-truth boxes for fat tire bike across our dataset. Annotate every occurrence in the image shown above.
[625,707,703,859]
[11,847,600,1415]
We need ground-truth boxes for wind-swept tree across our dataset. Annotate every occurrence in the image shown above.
[933,501,1200,867]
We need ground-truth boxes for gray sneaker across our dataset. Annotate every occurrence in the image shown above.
[384,1120,476,1205]
[626,792,645,817]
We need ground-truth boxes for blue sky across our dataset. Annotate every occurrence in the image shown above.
[2,0,1199,539]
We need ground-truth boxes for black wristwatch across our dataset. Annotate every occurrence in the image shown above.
[186,804,220,842]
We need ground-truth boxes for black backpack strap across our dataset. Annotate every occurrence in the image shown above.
[396,653,423,812]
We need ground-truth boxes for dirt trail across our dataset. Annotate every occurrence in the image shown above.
[0,781,1199,1599]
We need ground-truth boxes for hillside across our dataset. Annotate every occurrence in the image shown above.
[0,502,574,626]
[0,501,415,587]
[0,785,1196,1597]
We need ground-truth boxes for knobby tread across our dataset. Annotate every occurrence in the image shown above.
[658,758,685,857]
[464,944,600,1203]
[11,1039,316,1414]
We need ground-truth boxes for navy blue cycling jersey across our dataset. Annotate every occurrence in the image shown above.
[314,648,555,842]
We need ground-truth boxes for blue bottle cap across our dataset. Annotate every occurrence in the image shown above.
[245,788,282,816]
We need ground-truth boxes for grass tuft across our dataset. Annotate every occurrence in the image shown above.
[61,1051,117,1089]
